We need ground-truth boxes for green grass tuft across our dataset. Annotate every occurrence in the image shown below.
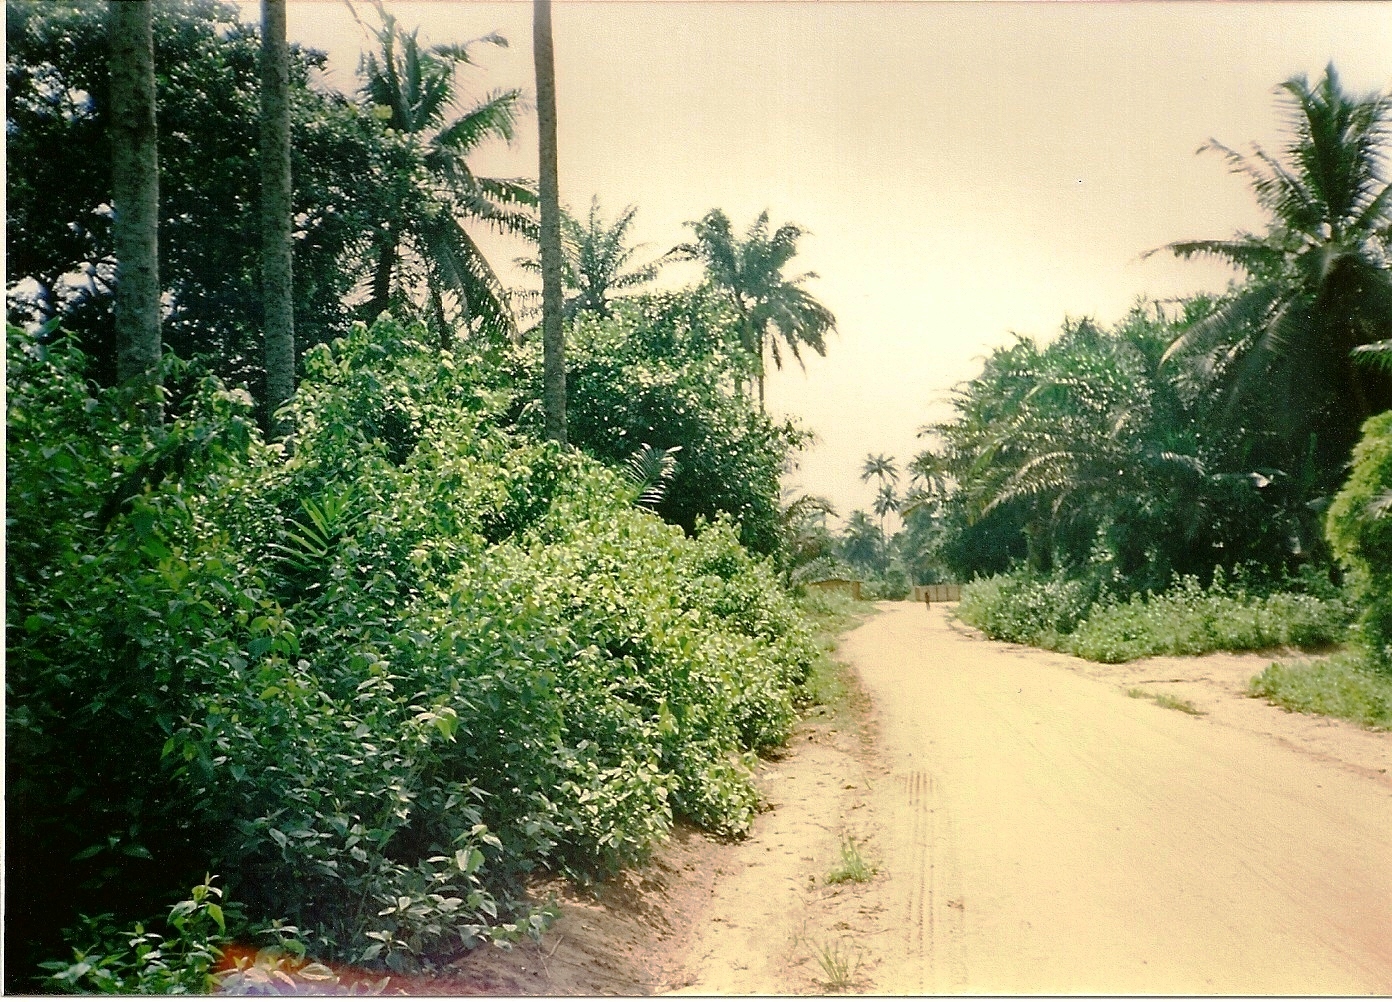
[1126,687,1205,715]
[825,835,875,885]
[1250,654,1392,730]
[810,938,861,991]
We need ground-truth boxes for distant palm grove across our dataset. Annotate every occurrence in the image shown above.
[829,66,1391,674]
[5,0,1391,994]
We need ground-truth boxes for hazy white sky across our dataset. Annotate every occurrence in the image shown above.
[270,1,1392,525]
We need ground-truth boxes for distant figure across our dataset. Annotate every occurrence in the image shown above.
[924,587,931,612]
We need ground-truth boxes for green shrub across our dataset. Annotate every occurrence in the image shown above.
[1064,573,1350,663]
[39,877,232,995]
[1326,411,1392,669]
[506,291,808,556]
[957,567,1109,646]
[1250,654,1392,729]
[8,318,814,987]
[957,565,1350,663]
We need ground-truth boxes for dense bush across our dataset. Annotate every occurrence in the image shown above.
[1326,411,1392,669]
[1062,572,1350,663]
[957,566,1351,663]
[7,317,814,988]
[508,291,807,556]
[956,567,1114,647]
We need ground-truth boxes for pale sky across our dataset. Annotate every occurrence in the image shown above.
[268,1,1392,527]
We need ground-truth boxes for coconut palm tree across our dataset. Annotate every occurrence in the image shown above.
[354,1,535,344]
[860,453,898,488]
[872,482,900,537]
[670,208,836,408]
[1153,64,1392,491]
[516,196,660,321]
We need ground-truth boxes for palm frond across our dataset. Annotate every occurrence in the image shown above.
[1352,339,1392,373]
[1367,487,1392,520]
[622,444,682,510]
[433,88,526,153]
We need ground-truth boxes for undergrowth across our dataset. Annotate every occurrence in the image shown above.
[958,567,1351,663]
[794,590,875,721]
[8,319,818,988]
[1249,654,1392,730]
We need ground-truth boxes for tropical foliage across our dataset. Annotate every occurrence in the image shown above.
[6,0,394,409]
[929,66,1392,677]
[505,289,807,555]
[517,197,662,321]
[353,1,534,343]
[1326,411,1392,667]
[7,319,817,986]
[1154,64,1392,500]
[4,5,840,990]
[671,208,836,407]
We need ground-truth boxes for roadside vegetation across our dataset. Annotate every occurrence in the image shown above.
[7,0,1391,990]
[850,66,1392,729]
[5,1,843,991]
[958,568,1351,663]
[1249,656,1392,731]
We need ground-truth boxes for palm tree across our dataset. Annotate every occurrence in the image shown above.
[904,450,952,516]
[354,1,535,345]
[841,510,884,571]
[860,453,898,487]
[107,0,161,425]
[532,0,564,443]
[1153,64,1392,490]
[872,482,900,537]
[776,492,838,586]
[670,208,836,408]
[516,196,660,320]
[260,0,294,440]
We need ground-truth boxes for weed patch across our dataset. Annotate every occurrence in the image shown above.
[1250,655,1392,730]
[959,568,1351,663]
[825,836,875,885]
[809,937,862,991]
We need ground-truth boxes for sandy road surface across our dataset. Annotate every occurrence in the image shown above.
[844,603,1392,995]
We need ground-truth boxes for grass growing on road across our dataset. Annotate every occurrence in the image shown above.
[1127,688,1206,715]
[810,938,862,991]
[825,836,875,885]
[1249,655,1392,730]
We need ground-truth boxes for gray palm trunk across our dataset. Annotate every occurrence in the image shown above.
[260,0,295,440]
[108,0,161,424]
[534,0,565,444]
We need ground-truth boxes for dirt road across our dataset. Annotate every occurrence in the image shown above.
[844,603,1392,994]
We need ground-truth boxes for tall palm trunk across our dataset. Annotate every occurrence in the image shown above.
[534,0,565,443]
[369,233,396,320]
[259,0,294,441]
[108,0,161,426]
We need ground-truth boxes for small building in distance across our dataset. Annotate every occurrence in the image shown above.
[804,577,862,601]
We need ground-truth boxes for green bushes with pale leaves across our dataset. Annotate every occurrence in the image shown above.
[958,567,1350,663]
[7,317,813,988]
[1325,411,1392,669]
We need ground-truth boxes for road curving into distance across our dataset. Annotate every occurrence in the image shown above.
[842,603,1392,994]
